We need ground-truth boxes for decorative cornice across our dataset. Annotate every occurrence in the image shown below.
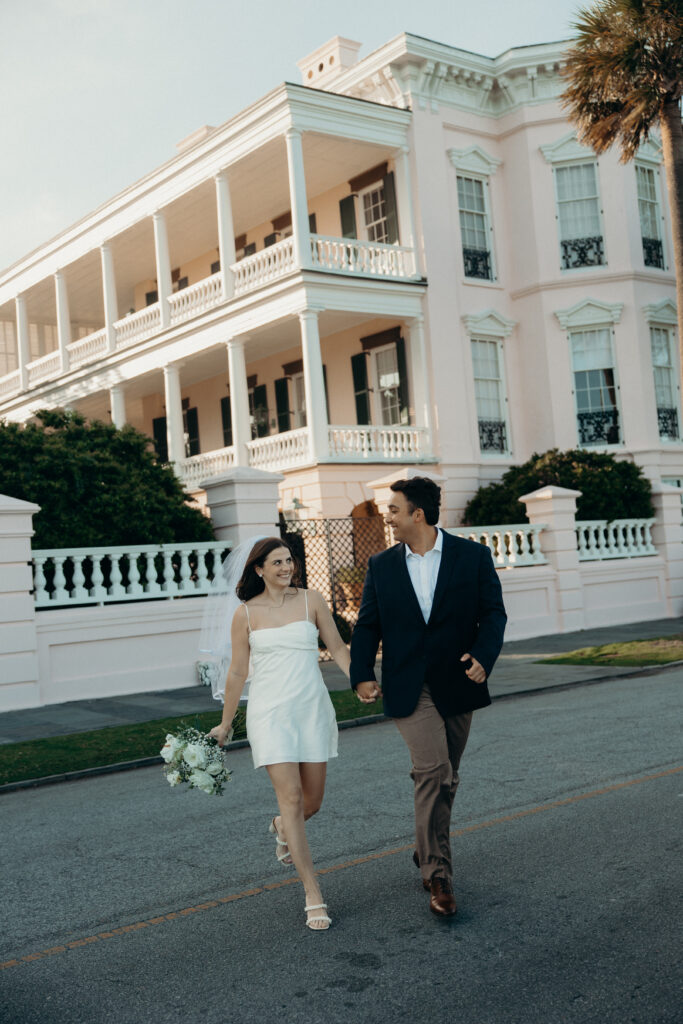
[642,298,677,326]
[540,132,596,164]
[462,308,516,338]
[448,145,502,176]
[554,298,623,329]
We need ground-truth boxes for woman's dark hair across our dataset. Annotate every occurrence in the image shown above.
[390,476,441,526]
[236,536,301,602]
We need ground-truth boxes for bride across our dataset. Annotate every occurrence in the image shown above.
[208,536,351,931]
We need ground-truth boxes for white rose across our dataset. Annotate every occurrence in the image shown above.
[166,770,181,787]
[190,769,215,795]
[183,743,208,770]
[160,734,185,763]
[206,757,225,777]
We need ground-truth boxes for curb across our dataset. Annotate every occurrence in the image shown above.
[1,662,678,795]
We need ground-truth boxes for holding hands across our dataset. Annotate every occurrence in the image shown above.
[356,681,382,704]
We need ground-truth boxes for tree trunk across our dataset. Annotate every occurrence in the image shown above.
[659,100,683,386]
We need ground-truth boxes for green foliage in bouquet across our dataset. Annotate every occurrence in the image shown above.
[160,723,232,795]
[0,409,215,548]
[463,448,654,525]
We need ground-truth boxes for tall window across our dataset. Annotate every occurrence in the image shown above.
[0,321,17,377]
[555,163,605,270]
[650,325,679,440]
[360,184,389,243]
[290,372,307,428]
[471,339,508,453]
[372,345,403,425]
[457,176,493,280]
[636,165,665,269]
[351,330,409,427]
[570,328,620,445]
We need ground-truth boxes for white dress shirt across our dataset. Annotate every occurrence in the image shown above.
[405,527,443,622]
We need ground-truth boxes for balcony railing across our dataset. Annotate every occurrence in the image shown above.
[576,519,656,561]
[27,350,61,386]
[311,235,416,278]
[0,369,21,398]
[180,445,236,489]
[462,247,492,280]
[169,272,223,324]
[232,238,296,296]
[478,418,507,453]
[449,524,547,568]
[658,406,679,440]
[68,328,108,369]
[642,237,664,269]
[327,425,429,461]
[246,427,312,471]
[577,409,620,446]
[560,235,605,270]
[114,303,161,349]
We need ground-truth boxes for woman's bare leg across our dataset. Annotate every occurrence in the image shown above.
[300,762,327,820]
[266,762,329,929]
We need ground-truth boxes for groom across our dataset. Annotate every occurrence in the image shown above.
[350,476,506,917]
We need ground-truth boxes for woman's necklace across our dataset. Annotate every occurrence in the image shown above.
[266,588,290,611]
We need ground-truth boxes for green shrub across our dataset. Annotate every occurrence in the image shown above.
[463,448,654,525]
[0,409,215,548]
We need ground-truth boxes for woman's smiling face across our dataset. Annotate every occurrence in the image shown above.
[260,546,294,588]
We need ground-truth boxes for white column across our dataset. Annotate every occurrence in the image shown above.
[109,384,126,428]
[54,271,71,373]
[215,171,236,301]
[163,364,185,466]
[394,145,420,276]
[15,294,30,391]
[407,315,431,437]
[285,128,311,269]
[153,211,173,330]
[299,309,328,462]
[100,243,118,353]
[227,337,252,467]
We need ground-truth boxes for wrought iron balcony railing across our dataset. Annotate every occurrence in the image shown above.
[642,237,664,269]
[560,235,604,270]
[657,406,679,440]
[462,247,492,280]
[478,418,507,452]
[576,409,620,446]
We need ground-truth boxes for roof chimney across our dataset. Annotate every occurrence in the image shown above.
[297,37,362,89]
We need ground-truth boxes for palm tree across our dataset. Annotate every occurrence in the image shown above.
[561,0,683,355]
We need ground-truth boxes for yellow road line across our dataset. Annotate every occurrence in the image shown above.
[2,764,680,972]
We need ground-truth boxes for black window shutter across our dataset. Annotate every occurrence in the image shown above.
[274,377,291,432]
[264,233,277,248]
[243,242,256,257]
[322,364,329,420]
[309,212,317,234]
[395,336,410,424]
[185,407,200,456]
[211,259,221,275]
[351,352,371,425]
[339,195,357,239]
[383,172,399,244]
[152,416,168,463]
[253,383,269,437]
[220,396,233,447]
[145,290,158,306]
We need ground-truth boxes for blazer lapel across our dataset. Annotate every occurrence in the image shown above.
[428,531,458,623]
[393,543,425,623]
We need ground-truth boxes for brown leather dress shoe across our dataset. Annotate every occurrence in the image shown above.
[429,877,457,917]
[412,850,430,891]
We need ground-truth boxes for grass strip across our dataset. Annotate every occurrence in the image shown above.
[0,689,383,787]
[538,635,683,667]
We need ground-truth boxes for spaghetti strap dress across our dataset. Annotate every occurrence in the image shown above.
[244,591,338,769]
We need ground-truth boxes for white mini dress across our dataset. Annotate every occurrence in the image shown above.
[244,591,338,769]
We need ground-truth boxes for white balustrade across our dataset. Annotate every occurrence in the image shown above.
[447,524,547,568]
[32,541,230,608]
[327,425,429,461]
[179,445,236,490]
[67,328,107,369]
[311,235,417,279]
[575,518,656,561]
[114,303,161,349]
[232,238,296,296]
[168,273,224,325]
[0,369,21,398]
[247,427,311,471]
[27,350,61,386]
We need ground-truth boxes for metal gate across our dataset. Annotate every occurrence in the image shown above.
[279,515,392,639]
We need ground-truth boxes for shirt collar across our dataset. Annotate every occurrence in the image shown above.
[405,527,442,559]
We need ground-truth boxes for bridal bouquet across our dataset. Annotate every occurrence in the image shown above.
[160,724,233,796]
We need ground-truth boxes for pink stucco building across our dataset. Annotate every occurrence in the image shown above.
[0,33,679,522]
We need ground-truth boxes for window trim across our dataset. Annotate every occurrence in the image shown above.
[635,161,668,271]
[357,181,389,244]
[369,341,403,427]
[456,172,497,282]
[470,336,511,456]
[448,146,501,285]
[551,159,607,273]
[461,309,515,458]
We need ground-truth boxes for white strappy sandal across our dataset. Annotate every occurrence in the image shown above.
[268,817,293,866]
[305,903,332,931]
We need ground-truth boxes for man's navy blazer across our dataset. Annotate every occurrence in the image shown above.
[350,530,507,719]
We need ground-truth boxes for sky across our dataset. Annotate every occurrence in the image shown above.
[1,0,583,273]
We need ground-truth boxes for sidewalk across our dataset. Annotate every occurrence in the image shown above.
[1,615,681,745]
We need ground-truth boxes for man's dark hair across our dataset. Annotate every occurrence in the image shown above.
[390,477,441,526]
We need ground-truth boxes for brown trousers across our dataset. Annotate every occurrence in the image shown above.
[394,685,472,883]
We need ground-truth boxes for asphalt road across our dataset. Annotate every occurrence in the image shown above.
[1,670,681,1024]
